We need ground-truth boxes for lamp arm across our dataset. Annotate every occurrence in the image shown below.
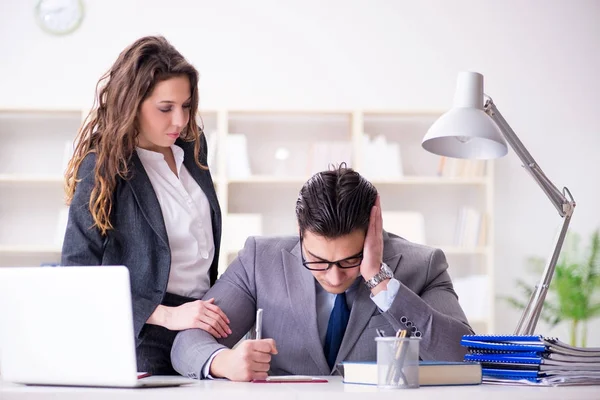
[483,96,577,335]
[484,97,574,217]
[513,212,573,335]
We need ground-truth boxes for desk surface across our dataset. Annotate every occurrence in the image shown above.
[1,376,599,400]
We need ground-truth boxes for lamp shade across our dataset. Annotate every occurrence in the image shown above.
[422,72,508,160]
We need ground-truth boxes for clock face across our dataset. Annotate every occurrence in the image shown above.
[35,0,84,35]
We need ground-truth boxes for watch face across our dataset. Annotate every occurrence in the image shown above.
[381,262,393,275]
[365,263,393,289]
[35,0,84,35]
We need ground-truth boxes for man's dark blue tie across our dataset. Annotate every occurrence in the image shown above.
[323,292,350,370]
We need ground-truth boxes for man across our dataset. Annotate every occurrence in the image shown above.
[171,166,474,381]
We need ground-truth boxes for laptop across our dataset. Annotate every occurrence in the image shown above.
[0,265,194,388]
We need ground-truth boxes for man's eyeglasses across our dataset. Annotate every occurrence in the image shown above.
[299,235,363,271]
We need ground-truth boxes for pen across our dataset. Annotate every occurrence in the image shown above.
[255,308,263,340]
[394,329,409,359]
[376,328,386,337]
[393,329,412,385]
[385,329,409,385]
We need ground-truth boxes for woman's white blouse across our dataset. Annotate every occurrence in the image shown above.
[136,145,214,298]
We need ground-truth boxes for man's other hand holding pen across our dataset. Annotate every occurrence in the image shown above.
[209,308,278,382]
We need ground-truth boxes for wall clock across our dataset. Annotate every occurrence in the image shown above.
[35,0,85,36]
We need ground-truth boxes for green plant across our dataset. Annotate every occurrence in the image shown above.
[502,229,600,347]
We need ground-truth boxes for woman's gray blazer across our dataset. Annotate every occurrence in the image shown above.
[61,135,221,346]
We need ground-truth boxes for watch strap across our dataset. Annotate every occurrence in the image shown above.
[364,262,393,289]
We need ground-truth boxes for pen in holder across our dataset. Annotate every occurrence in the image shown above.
[375,329,420,389]
[388,329,409,385]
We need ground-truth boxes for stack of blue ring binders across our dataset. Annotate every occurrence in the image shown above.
[460,335,600,386]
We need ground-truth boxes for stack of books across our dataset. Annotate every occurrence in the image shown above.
[461,334,600,386]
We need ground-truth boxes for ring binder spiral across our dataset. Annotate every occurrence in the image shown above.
[464,354,542,364]
[460,338,546,352]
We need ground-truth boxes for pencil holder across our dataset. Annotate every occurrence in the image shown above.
[375,337,421,389]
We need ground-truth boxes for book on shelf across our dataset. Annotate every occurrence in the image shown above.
[308,141,352,175]
[452,274,489,322]
[54,207,70,247]
[341,360,482,386]
[222,214,262,254]
[204,129,219,172]
[361,134,403,180]
[381,211,425,245]
[226,133,251,178]
[437,157,487,178]
[454,206,486,248]
[461,334,600,386]
[61,140,74,175]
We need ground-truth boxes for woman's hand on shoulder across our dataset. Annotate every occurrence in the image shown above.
[166,298,232,338]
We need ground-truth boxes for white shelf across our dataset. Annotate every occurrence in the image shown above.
[0,108,495,334]
[227,175,309,184]
[468,318,489,326]
[224,176,489,185]
[437,246,490,255]
[371,177,488,185]
[0,174,63,184]
[223,245,489,256]
[0,245,62,254]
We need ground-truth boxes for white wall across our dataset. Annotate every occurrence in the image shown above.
[1,0,599,344]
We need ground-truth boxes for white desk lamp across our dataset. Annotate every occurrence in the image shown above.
[421,71,576,335]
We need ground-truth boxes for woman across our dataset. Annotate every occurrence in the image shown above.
[61,35,230,375]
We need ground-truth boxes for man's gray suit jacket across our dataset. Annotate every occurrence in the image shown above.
[171,231,474,378]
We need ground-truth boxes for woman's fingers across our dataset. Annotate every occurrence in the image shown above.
[195,320,222,338]
[198,309,230,337]
[205,308,232,334]
[204,301,231,324]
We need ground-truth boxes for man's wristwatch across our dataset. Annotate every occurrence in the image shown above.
[364,262,393,289]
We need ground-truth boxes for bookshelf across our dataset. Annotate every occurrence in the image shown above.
[0,109,82,268]
[0,108,495,334]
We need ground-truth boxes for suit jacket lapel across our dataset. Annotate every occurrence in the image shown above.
[335,232,403,368]
[127,152,169,246]
[179,140,220,214]
[282,243,331,374]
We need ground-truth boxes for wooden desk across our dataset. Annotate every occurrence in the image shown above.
[1,376,598,400]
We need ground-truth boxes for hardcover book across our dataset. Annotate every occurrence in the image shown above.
[341,360,482,386]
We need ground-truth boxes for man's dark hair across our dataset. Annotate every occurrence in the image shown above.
[295,164,378,238]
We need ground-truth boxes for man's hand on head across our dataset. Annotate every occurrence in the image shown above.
[361,195,384,281]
